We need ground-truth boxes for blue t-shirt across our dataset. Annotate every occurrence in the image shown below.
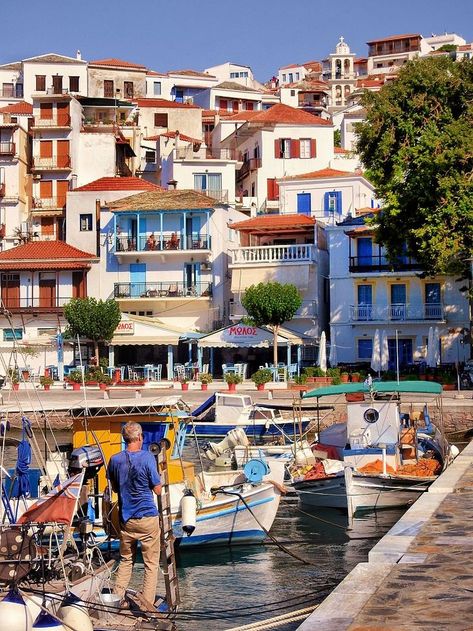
[107,450,161,523]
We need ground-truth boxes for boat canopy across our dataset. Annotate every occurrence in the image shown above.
[302,380,443,399]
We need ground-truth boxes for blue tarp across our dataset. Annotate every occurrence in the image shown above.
[191,394,216,418]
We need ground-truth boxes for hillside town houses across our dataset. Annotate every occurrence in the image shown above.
[0,32,470,379]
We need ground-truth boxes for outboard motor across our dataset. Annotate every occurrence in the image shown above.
[203,428,249,461]
[69,445,103,482]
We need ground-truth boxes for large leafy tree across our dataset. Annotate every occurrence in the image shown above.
[356,56,473,276]
[241,282,302,366]
[64,298,121,365]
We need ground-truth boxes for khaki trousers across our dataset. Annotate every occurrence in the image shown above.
[114,515,160,604]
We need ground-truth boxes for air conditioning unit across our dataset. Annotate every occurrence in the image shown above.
[183,96,194,104]
[32,174,41,180]
[201,261,212,272]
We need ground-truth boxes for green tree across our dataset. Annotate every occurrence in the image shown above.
[64,298,121,365]
[334,129,341,148]
[356,56,473,276]
[241,282,302,366]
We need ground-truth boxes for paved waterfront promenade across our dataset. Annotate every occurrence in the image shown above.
[298,438,473,630]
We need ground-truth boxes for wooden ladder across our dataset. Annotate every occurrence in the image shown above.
[156,438,180,610]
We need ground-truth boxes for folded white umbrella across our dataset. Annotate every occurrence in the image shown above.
[370,329,381,373]
[318,331,327,373]
[380,330,389,372]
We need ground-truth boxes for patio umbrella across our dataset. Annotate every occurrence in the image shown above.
[370,329,381,374]
[380,330,389,372]
[328,333,337,367]
[426,326,436,368]
[432,327,440,367]
[317,331,327,373]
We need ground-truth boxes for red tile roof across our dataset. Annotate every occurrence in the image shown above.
[303,61,322,72]
[135,98,199,109]
[280,63,300,70]
[366,33,421,44]
[458,43,473,51]
[282,167,361,180]
[145,131,202,144]
[0,240,96,269]
[89,58,147,69]
[228,103,332,126]
[146,70,166,76]
[167,69,214,78]
[0,101,33,115]
[74,177,163,192]
[334,147,350,154]
[230,213,316,231]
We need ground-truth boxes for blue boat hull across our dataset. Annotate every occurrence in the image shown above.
[192,420,310,438]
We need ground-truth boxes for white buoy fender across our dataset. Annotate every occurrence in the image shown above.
[58,593,93,631]
[32,610,66,630]
[181,490,197,536]
[0,589,32,631]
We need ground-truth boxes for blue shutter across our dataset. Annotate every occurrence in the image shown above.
[297,193,311,215]
[323,192,330,215]
[335,191,342,214]
[130,263,146,297]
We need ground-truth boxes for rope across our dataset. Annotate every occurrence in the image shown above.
[226,605,317,631]
[213,487,317,566]
[18,588,82,631]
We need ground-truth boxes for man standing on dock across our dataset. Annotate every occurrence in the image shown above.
[107,421,162,608]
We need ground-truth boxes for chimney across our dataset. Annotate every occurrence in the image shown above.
[76,50,81,60]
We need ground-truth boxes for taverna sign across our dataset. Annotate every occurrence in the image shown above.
[115,321,135,335]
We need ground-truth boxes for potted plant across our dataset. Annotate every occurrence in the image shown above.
[340,372,349,383]
[351,372,361,383]
[8,368,19,391]
[224,373,242,391]
[99,374,112,390]
[290,374,308,393]
[251,368,273,391]
[180,378,189,391]
[40,375,54,391]
[199,373,213,391]
[68,369,83,391]
[327,367,341,385]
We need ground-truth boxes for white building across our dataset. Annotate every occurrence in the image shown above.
[328,213,470,368]
[204,62,263,90]
[217,103,334,214]
[277,61,322,87]
[22,52,88,103]
[322,37,357,110]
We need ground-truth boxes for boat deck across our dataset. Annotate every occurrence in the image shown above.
[298,439,473,630]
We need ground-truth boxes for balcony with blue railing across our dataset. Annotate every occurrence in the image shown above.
[350,303,445,322]
[115,233,211,253]
[114,281,212,299]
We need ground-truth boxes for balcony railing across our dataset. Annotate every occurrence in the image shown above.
[32,156,72,170]
[350,303,445,322]
[0,142,15,155]
[0,296,73,310]
[174,147,241,161]
[230,244,316,265]
[32,197,66,210]
[349,255,422,272]
[194,188,228,203]
[114,281,212,299]
[115,233,211,253]
[33,116,71,128]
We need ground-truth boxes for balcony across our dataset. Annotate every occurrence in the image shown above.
[0,296,73,313]
[32,116,71,129]
[230,244,316,266]
[114,281,212,299]
[115,233,211,254]
[350,303,445,322]
[174,147,241,161]
[32,156,72,171]
[237,158,262,181]
[32,197,66,212]
[349,255,422,273]
[0,142,15,156]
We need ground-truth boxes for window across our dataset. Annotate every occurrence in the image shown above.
[288,73,293,82]
[290,89,296,96]
[358,339,373,359]
[328,193,337,211]
[153,81,161,95]
[69,76,80,92]
[154,113,168,127]
[124,82,134,98]
[2,83,13,97]
[194,172,221,193]
[295,73,300,81]
[219,98,228,110]
[282,74,286,82]
[80,214,93,231]
[3,328,23,342]
[275,138,291,159]
[145,150,156,163]
[36,75,46,91]
[300,139,311,158]
[104,80,114,98]
[38,327,57,337]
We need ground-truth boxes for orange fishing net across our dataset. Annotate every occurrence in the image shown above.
[358,459,396,474]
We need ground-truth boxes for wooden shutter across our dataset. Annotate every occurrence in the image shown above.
[57,140,70,167]
[274,139,281,158]
[291,139,300,158]
[219,98,228,111]
[232,101,239,112]
[40,140,52,158]
[1,274,20,308]
[39,275,56,308]
[311,139,317,158]
[42,217,55,236]
[57,102,69,125]
[40,180,53,199]
[267,178,279,201]
[40,103,53,120]
[246,102,254,111]
[56,180,69,207]
[52,75,63,94]
[72,271,86,298]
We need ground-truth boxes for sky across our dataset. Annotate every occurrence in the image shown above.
[1,0,472,82]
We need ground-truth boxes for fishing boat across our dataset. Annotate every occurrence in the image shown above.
[189,392,313,439]
[291,381,457,516]
[71,404,286,548]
